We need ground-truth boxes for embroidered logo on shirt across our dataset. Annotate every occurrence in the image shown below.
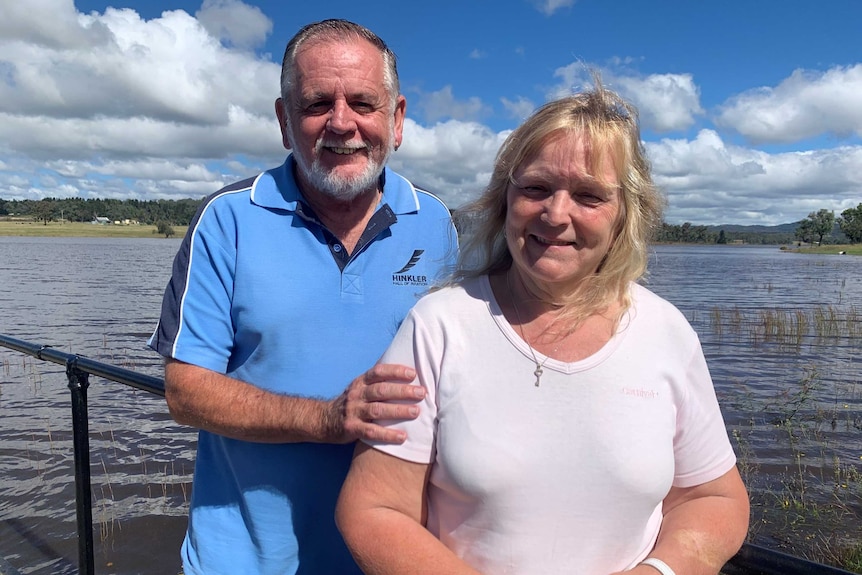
[392,249,428,286]
[394,250,424,273]
[621,387,659,399]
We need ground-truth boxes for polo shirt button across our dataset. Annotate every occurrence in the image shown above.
[333,244,342,253]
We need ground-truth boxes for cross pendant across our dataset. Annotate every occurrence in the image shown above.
[533,365,543,387]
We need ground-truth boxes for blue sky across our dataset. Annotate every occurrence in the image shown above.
[1,0,860,225]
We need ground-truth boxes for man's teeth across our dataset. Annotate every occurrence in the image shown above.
[330,147,357,155]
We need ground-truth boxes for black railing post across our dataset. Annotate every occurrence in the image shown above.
[66,356,95,575]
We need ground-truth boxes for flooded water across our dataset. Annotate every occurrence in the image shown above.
[1,238,860,573]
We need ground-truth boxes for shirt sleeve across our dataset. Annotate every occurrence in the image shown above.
[672,337,737,487]
[148,200,237,373]
[364,307,439,464]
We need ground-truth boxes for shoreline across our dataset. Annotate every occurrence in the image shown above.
[0,220,187,238]
[2,222,859,255]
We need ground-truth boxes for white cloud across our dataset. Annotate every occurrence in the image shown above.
[501,96,536,122]
[613,73,703,132]
[469,49,486,60]
[388,119,510,209]
[716,64,862,144]
[648,130,862,225]
[0,0,283,200]
[0,6,278,123]
[0,0,108,49]
[531,0,576,16]
[552,63,703,132]
[412,85,489,124]
[196,0,272,50]
[0,2,857,229]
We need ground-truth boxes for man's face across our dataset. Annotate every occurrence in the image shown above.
[277,37,406,201]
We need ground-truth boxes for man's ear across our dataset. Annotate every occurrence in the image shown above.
[392,95,407,151]
[275,98,292,151]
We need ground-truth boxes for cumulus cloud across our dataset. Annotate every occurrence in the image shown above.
[501,96,536,122]
[196,0,272,50]
[388,118,510,208]
[0,7,277,123]
[0,0,283,200]
[648,130,862,224]
[552,63,704,132]
[716,64,862,144]
[412,85,489,124]
[0,2,858,227]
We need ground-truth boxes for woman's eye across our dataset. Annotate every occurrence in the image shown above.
[578,194,604,204]
[517,185,547,197]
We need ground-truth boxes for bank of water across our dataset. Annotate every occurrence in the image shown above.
[1,238,860,573]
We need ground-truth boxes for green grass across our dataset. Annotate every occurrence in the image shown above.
[782,244,862,256]
[0,220,187,238]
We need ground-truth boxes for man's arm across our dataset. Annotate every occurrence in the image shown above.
[164,359,425,444]
[612,466,750,575]
[336,443,481,574]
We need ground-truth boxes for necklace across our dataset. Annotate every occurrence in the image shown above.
[506,271,549,387]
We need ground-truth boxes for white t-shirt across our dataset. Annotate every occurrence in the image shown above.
[370,275,737,574]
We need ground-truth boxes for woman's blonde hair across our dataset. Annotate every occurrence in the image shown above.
[452,75,664,325]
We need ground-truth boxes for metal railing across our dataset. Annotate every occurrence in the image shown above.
[0,334,164,575]
[0,333,857,575]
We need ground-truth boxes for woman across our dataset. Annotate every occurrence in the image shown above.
[336,80,749,575]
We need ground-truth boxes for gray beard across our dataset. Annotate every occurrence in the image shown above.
[289,121,396,201]
[297,148,391,201]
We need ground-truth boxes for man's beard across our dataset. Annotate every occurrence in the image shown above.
[291,129,394,202]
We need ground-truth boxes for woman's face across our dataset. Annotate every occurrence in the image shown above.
[505,132,622,295]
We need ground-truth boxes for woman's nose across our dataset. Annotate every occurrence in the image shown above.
[542,191,572,225]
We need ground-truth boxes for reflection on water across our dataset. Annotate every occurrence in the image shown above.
[1,239,860,573]
[1,237,191,575]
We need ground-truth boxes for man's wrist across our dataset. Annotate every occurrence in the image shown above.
[639,557,675,575]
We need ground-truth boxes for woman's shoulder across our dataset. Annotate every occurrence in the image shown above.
[411,276,489,317]
[629,282,696,334]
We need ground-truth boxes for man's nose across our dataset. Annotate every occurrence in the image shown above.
[327,100,356,134]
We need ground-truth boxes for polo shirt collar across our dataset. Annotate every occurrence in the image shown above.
[249,154,422,215]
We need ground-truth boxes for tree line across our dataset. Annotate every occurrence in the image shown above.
[654,223,797,245]
[0,197,204,226]
[655,203,862,245]
[794,205,862,245]
[4,196,861,245]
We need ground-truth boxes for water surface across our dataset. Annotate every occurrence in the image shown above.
[1,239,860,573]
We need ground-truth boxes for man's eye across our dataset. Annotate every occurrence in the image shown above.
[306,102,331,114]
[351,102,375,113]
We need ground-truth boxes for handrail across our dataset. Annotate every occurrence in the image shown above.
[0,334,164,396]
[0,334,164,575]
[0,334,858,575]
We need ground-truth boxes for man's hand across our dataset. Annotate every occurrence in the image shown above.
[324,363,424,444]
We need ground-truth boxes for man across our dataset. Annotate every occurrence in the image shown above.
[149,19,458,575]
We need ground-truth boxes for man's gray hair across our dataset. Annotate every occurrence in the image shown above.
[280,19,400,115]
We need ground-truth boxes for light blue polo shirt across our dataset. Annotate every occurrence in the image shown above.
[149,156,458,575]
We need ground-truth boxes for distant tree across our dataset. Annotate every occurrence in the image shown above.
[155,221,175,238]
[796,209,834,245]
[32,199,56,225]
[716,229,727,244]
[794,219,814,245]
[838,203,862,243]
